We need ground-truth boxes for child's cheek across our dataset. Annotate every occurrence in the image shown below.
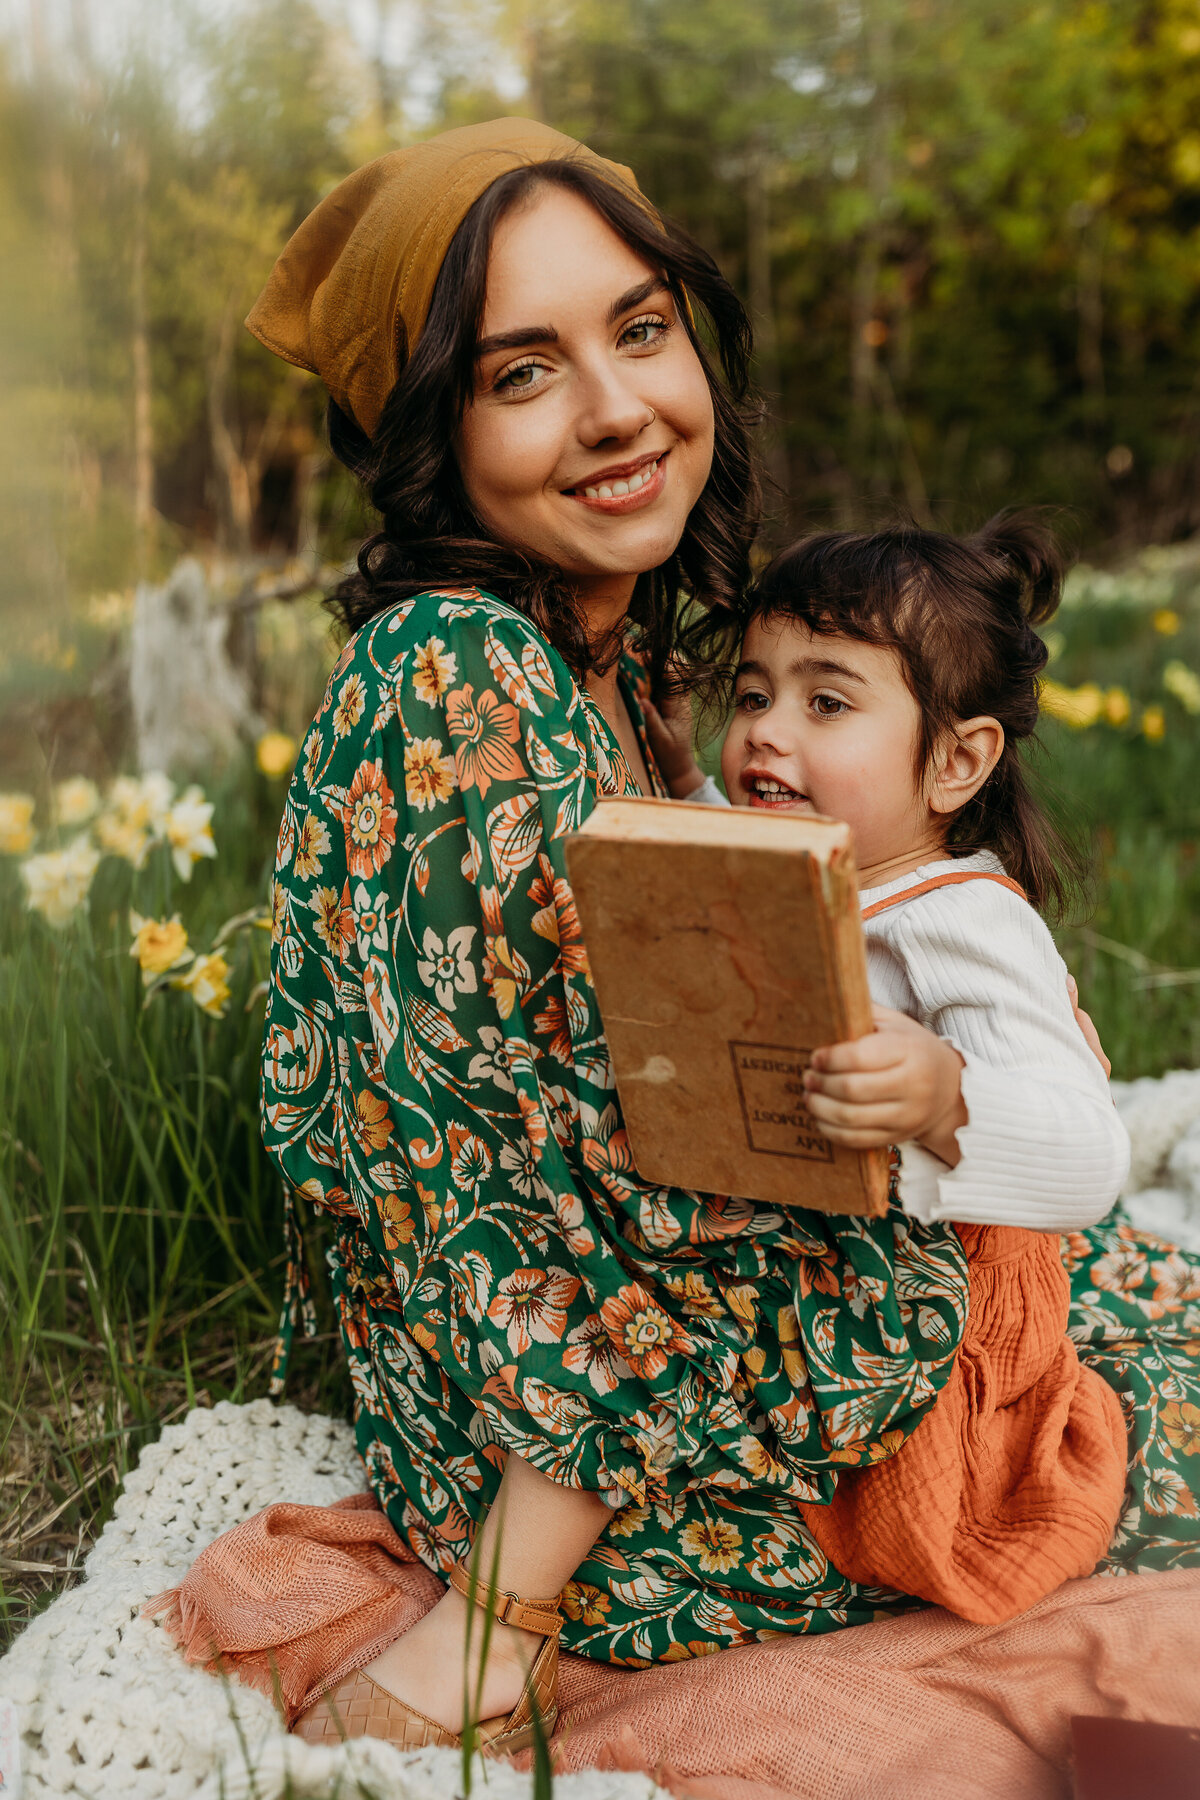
[720,727,749,806]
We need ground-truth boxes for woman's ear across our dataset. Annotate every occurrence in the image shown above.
[927,716,1005,817]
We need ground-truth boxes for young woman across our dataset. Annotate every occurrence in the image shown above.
[180,118,1199,1751]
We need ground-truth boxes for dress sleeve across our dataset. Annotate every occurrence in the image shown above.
[886,883,1130,1231]
[262,589,656,1502]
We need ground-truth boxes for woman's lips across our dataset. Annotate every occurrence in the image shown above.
[566,452,667,515]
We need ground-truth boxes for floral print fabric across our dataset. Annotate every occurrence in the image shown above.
[1065,1213,1200,1572]
[261,589,1200,1663]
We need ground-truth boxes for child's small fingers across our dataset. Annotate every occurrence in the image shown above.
[810,1120,895,1150]
[804,1068,902,1105]
[803,1092,903,1134]
[809,1035,901,1076]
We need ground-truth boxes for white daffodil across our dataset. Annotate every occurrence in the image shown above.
[20,836,101,927]
[53,776,101,827]
[97,771,175,868]
[164,785,216,881]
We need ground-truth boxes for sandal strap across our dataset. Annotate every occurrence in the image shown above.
[448,1559,563,1637]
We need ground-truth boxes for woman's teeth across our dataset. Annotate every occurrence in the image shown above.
[582,457,658,500]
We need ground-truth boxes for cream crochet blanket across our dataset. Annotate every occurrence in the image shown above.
[4,1070,1199,1800]
[0,1400,668,1800]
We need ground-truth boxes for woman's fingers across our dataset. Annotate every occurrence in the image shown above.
[1067,974,1112,1078]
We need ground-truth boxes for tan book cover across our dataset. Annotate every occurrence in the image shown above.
[565,797,890,1216]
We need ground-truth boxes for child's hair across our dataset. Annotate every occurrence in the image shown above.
[742,512,1078,917]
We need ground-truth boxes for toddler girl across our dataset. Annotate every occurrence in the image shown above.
[655,514,1130,1232]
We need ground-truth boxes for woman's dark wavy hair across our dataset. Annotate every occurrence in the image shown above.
[326,158,759,692]
[739,513,1080,918]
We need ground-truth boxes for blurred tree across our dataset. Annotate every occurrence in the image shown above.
[2,0,1199,629]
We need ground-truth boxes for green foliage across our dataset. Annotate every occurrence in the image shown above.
[5,0,1200,637]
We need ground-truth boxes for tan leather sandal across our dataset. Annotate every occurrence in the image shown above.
[292,1558,562,1755]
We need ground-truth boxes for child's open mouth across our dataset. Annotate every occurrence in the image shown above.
[745,774,810,810]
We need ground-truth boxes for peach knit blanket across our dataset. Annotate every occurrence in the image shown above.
[147,1508,1200,1800]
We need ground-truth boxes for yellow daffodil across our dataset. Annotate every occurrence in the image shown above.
[256,730,297,778]
[1039,679,1103,728]
[1141,704,1166,741]
[53,776,101,827]
[1163,659,1200,715]
[0,792,35,855]
[129,911,192,981]
[1103,687,1131,727]
[171,950,231,1018]
[1152,608,1181,636]
[20,837,100,927]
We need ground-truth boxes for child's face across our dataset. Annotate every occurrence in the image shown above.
[720,615,939,875]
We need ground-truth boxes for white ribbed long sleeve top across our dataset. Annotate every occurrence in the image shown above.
[859,850,1128,1231]
[686,780,1129,1231]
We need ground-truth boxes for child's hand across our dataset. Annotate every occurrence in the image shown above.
[643,686,706,798]
[802,1005,967,1165]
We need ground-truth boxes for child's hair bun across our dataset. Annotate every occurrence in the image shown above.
[973,510,1068,628]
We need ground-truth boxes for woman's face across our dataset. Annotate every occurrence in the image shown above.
[457,185,716,607]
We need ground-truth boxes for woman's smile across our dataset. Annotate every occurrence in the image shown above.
[564,448,669,514]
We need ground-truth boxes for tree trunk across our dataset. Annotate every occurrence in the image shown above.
[1077,222,1106,426]
[847,1,894,520]
[374,0,396,133]
[745,131,790,526]
[130,143,155,576]
[207,302,254,557]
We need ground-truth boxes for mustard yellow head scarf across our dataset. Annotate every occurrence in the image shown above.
[245,117,645,441]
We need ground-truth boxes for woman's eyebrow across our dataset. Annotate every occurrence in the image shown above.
[475,278,670,360]
[475,323,558,359]
[607,276,669,323]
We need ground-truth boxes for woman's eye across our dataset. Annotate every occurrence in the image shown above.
[620,315,668,348]
[495,359,547,394]
[813,694,848,717]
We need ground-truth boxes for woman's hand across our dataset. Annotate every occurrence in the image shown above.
[643,686,707,798]
[803,1005,967,1166]
[1067,974,1111,1079]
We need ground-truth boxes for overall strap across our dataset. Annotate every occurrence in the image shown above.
[860,868,1026,923]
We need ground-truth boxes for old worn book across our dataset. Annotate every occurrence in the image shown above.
[565,797,889,1216]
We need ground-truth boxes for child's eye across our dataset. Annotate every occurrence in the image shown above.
[620,314,669,348]
[812,693,848,718]
[495,357,550,394]
[736,689,769,713]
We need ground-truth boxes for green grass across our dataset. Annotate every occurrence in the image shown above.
[0,769,352,1648]
[2,546,1199,1658]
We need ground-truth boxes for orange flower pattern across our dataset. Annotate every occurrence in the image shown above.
[261,590,1200,1664]
[445,682,524,797]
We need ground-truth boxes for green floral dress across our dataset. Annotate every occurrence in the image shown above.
[262,589,1200,1664]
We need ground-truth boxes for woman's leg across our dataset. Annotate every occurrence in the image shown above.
[364,1450,611,1730]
